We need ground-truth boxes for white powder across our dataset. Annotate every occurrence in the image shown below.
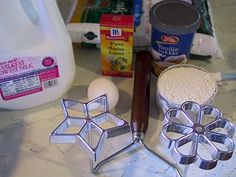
[157,66,217,105]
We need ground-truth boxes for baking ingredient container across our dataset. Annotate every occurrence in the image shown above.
[149,0,201,75]
[0,0,75,110]
[100,14,134,77]
[156,64,218,113]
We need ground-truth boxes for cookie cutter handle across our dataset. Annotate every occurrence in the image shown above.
[131,51,152,140]
[212,72,236,81]
[220,73,236,81]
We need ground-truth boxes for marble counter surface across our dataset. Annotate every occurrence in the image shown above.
[1,0,236,177]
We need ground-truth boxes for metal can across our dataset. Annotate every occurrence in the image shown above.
[149,0,201,75]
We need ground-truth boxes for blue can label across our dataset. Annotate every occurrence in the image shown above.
[151,28,195,61]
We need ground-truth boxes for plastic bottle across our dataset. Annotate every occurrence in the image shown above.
[0,0,75,110]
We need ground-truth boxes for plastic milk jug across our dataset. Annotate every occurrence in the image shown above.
[0,0,75,109]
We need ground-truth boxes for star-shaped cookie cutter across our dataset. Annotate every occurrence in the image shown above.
[49,94,130,162]
[160,101,235,170]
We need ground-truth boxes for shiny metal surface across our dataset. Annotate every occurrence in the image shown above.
[93,139,182,177]
[49,94,130,161]
[160,101,235,170]
[49,94,182,176]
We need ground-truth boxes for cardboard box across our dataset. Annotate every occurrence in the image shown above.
[100,14,134,77]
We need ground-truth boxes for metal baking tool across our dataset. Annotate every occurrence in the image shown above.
[157,64,236,114]
[49,94,130,162]
[90,51,181,176]
[160,101,235,170]
[50,51,182,176]
[162,64,236,82]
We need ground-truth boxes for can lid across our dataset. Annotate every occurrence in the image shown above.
[150,0,201,35]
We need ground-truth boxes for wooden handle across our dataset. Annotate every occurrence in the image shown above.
[131,51,152,134]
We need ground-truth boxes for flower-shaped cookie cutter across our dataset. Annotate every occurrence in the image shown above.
[49,94,130,162]
[160,101,235,170]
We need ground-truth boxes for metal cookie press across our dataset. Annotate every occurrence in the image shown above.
[50,51,235,177]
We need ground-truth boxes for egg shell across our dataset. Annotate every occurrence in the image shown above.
[87,77,119,110]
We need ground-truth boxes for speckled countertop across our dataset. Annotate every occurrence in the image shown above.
[1,0,236,177]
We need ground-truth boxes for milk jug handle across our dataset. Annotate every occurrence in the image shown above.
[20,0,39,24]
